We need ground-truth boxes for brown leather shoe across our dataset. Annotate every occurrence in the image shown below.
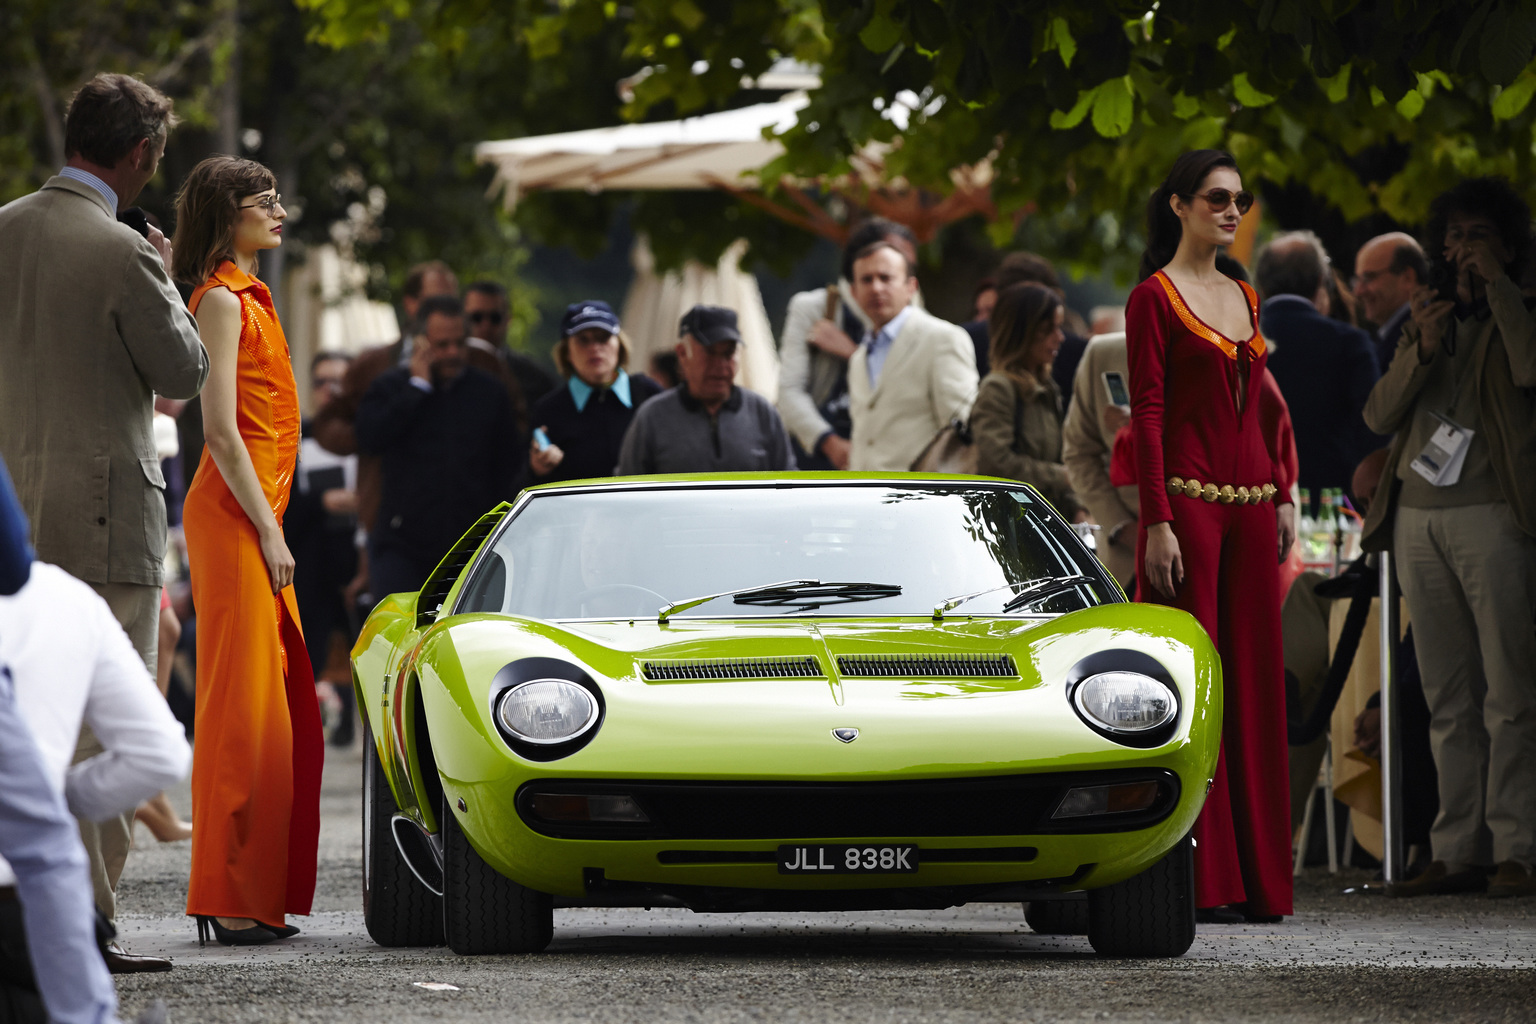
[1385,860,1488,897]
[1488,861,1536,898]
[103,941,172,973]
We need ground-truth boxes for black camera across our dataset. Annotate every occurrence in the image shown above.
[1427,258,1459,305]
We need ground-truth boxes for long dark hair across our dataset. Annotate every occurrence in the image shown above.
[1139,150,1240,282]
[988,282,1062,388]
[171,156,276,285]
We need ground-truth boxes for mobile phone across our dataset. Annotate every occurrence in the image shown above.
[532,427,551,451]
[1102,371,1130,408]
[117,207,151,239]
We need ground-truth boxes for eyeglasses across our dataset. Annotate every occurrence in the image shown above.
[313,376,345,389]
[1181,188,1254,215]
[467,311,505,325]
[239,194,283,215]
[1444,223,1497,244]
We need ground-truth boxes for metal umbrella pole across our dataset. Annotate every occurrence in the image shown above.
[1378,551,1403,882]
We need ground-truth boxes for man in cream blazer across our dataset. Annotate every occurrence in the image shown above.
[777,218,921,469]
[846,243,978,472]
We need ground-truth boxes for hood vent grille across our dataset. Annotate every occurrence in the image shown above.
[836,654,1017,679]
[642,656,824,681]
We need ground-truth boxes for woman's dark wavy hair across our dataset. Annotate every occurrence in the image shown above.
[1138,149,1240,282]
[171,156,276,286]
[988,282,1062,386]
[1423,176,1533,284]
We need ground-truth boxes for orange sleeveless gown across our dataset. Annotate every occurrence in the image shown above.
[184,261,323,923]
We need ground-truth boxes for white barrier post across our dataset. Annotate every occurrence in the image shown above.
[1378,551,1403,882]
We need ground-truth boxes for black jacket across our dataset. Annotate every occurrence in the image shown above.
[1260,296,1382,497]
[356,365,519,564]
[524,374,662,486]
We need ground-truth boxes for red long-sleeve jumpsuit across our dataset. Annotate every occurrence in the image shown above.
[1126,270,1294,916]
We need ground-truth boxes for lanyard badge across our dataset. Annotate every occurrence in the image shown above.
[1409,411,1474,487]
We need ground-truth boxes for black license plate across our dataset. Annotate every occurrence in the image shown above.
[778,844,919,874]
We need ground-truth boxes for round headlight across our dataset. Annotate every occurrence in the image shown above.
[495,679,599,745]
[1072,671,1177,734]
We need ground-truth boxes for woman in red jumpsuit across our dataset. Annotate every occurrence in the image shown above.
[1126,150,1298,921]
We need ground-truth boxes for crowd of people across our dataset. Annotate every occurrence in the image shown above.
[0,70,1533,1022]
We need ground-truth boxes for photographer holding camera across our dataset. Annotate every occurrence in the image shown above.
[1361,177,1536,899]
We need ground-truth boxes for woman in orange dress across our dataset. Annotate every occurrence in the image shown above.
[172,157,323,946]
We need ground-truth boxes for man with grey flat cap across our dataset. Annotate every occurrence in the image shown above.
[616,305,794,475]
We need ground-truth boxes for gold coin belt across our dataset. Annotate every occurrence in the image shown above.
[1166,477,1277,505]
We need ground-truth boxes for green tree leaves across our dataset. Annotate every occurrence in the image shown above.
[1481,0,1536,84]
[1493,69,1536,118]
[1090,76,1134,137]
[31,0,1533,287]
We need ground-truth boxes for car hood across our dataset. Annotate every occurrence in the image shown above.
[418,604,1220,781]
[562,614,1047,658]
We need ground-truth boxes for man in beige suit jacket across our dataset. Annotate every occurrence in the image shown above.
[0,73,206,959]
[1061,332,1138,588]
[846,243,978,472]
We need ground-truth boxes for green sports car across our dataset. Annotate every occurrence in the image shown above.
[354,474,1221,958]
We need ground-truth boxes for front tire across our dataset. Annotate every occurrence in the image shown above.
[1087,835,1196,957]
[361,735,443,946]
[442,793,553,954]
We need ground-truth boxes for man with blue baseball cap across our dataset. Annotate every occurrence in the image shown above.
[523,300,662,486]
[616,304,794,475]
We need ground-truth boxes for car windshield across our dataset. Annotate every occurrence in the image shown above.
[456,483,1116,620]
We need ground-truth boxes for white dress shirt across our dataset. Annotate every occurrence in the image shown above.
[0,563,190,885]
[864,305,914,387]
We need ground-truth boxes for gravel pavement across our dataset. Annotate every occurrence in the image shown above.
[110,746,1536,1023]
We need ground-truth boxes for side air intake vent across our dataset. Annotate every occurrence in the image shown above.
[642,656,824,681]
[416,503,511,628]
[836,654,1018,678]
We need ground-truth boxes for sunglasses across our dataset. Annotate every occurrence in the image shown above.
[239,193,282,215]
[468,311,505,325]
[1181,188,1254,215]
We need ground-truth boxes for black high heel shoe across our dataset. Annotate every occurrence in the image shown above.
[195,916,278,947]
[256,921,300,939]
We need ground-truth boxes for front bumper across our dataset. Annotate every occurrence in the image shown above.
[442,766,1202,903]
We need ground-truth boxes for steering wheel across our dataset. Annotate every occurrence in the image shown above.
[575,583,669,616]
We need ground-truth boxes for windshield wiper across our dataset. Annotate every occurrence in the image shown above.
[1001,575,1096,612]
[657,579,818,624]
[657,580,903,622]
[933,574,1095,621]
[733,581,902,610]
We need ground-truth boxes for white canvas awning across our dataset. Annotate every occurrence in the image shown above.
[620,236,777,399]
[476,94,809,210]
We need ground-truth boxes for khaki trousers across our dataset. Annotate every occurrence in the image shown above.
[74,580,160,922]
[1395,503,1536,867]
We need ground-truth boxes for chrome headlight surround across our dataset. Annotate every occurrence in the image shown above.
[1064,649,1182,749]
[488,657,605,761]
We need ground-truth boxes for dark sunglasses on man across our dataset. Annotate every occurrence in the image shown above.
[468,311,505,326]
[1181,188,1255,215]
